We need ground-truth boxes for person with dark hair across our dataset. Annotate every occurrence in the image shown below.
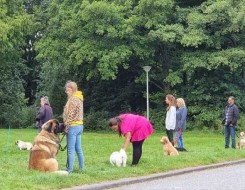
[165,94,176,146]
[63,80,84,174]
[223,96,239,149]
[35,96,53,133]
[109,113,154,166]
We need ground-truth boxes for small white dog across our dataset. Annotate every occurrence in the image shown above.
[15,140,33,150]
[109,149,127,167]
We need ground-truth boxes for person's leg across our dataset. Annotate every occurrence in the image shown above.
[230,126,236,149]
[132,140,144,166]
[75,125,84,171]
[224,125,230,148]
[66,127,76,173]
[167,130,174,145]
[166,130,171,142]
[169,130,174,146]
[178,133,183,149]
[175,129,183,148]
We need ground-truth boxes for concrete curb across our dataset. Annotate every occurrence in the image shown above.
[63,159,245,190]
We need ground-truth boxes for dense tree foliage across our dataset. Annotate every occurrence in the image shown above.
[0,0,244,130]
[0,0,34,127]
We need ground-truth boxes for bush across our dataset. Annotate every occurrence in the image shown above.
[149,109,165,132]
[84,110,111,131]
[16,106,37,128]
[0,106,36,129]
[237,113,245,132]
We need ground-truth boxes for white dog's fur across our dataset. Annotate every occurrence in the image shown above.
[15,140,33,150]
[109,149,127,167]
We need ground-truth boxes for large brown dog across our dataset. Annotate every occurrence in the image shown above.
[28,119,65,173]
[160,136,179,156]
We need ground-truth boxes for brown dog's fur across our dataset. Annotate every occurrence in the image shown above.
[28,119,60,172]
[160,136,179,156]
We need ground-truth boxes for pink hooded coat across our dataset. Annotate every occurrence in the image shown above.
[118,114,154,142]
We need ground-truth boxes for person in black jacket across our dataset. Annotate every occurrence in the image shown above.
[35,96,53,133]
[223,96,239,149]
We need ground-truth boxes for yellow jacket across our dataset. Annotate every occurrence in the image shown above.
[63,91,84,126]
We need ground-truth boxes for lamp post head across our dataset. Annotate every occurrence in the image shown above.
[143,66,151,72]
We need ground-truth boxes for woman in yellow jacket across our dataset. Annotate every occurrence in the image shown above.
[63,81,84,173]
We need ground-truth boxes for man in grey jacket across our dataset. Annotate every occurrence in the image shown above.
[223,96,239,149]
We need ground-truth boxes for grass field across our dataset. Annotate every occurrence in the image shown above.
[1,128,245,190]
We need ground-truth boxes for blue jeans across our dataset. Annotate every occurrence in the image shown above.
[224,125,236,149]
[67,125,84,173]
[175,130,184,149]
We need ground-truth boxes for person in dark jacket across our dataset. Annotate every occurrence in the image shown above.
[174,98,187,151]
[223,96,239,149]
[35,96,53,133]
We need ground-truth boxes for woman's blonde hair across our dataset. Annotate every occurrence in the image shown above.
[65,80,78,93]
[176,98,186,108]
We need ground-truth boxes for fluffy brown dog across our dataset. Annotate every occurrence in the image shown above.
[238,132,245,149]
[160,136,179,156]
[28,119,67,174]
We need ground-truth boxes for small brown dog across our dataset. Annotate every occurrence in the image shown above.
[238,132,245,149]
[160,136,179,156]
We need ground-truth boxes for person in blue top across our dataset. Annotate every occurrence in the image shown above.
[174,98,187,151]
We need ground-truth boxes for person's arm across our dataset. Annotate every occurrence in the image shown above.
[35,106,45,121]
[232,105,239,125]
[121,132,131,150]
[180,108,187,129]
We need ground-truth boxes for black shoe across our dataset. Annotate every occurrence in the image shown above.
[182,148,187,152]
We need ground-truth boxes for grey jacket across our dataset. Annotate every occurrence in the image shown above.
[175,107,187,131]
[223,104,239,126]
[35,104,53,128]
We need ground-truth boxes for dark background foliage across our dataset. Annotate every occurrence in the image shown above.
[0,0,244,131]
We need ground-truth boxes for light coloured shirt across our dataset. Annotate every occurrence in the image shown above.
[165,106,176,130]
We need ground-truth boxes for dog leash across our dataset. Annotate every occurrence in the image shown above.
[59,133,67,151]
[58,133,69,169]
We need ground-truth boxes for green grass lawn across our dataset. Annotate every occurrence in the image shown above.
[1,129,245,190]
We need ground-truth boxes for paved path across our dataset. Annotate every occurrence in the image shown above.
[108,162,245,190]
[63,159,245,190]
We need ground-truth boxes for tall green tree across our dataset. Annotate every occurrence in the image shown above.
[0,0,33,127]
[33,0,244,129]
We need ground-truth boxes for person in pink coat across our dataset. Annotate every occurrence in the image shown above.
[109,113,154,166]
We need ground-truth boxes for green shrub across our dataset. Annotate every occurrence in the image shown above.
[237,113,245,131]
[149,109,165,132]
[1,106,36,129]
[84,110,111,131]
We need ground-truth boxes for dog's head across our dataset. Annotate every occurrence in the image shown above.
[54,123,66,134]
[15,140,21,145]
[41,119,64,134]
[160,136,169,145]
[240,132,245,137]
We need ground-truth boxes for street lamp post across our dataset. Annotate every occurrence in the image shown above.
[143,66,151,120]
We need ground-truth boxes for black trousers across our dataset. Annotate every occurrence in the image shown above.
[166,129,174,146]
[132,140,144,165]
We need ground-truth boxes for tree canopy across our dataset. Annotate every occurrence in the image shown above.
[0,0,244,129]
